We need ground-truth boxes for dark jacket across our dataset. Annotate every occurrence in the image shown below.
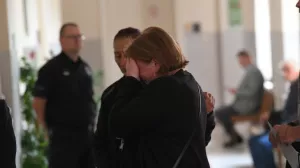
[233,64,264,114]
[282,78,299,123]
[94,77,126,168]
[285,77,300,168]
[0,99,16,168]
[109,70,214,168]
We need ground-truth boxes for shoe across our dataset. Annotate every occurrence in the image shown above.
[223,136,243,148]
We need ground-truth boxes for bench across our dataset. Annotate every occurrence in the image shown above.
[231,90,274,123]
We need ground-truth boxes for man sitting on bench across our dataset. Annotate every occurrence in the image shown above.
[215,50,264,148]
[249,60,299,168]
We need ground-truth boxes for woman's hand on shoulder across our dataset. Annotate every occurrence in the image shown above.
[204,92,215,113]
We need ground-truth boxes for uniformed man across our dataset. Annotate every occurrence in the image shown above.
[33,23,96,168]
[94,27,141,168]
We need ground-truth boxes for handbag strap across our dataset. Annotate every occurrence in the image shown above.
[172,84,202,168]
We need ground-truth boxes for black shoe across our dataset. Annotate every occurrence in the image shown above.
[223,136,243,148]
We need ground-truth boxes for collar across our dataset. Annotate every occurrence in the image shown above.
[60,51,82,64]
[291,76,299,85]
[244,64,254,71]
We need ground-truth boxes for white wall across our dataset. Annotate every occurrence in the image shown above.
[59,0,258,107]
[174,0,223,107]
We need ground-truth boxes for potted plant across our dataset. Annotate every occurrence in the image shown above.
[20,57,48,168]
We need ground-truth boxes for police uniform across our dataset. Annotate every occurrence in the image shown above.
[94,77,125,168]
[33,52,96,168]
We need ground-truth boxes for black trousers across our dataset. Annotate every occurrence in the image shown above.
[215,105,239,134]
[48,128,94,168]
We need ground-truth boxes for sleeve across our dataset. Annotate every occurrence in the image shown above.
[94,102,110,168]
[109,76,173,138]
[205,112,215,146]
[0,99,16,168]
[283,82,298,122]
[94,86,116,168]
[236,70,263,97]
[32,65,53,98]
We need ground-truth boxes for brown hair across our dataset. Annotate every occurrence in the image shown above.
[125,27,189,74]
[237,49,250,57]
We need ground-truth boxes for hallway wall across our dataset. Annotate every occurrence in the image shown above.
[60,0,226,107]
[58,0,261,107]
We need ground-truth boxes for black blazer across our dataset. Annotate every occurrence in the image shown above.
[94,77,125,168]
[282,78,299,122]
[0,99,16,168]
[109,70,214,168]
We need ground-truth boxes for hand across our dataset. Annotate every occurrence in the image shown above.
[204,92,215,113]
[259,112,270,123]
[125,58,139,79]
[228,88,236,94]
[274,124,295,144]
[269,130,278,148]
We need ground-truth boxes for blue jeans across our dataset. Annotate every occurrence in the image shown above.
[248,132,276,168]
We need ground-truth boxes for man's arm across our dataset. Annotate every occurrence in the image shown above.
[290,126,300,140]
[32,64,53,134]
[32,98,47,131]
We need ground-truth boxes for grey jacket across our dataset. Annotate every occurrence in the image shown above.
[233,64,264,114]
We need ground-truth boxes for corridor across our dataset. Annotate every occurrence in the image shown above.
[207,124,253,168]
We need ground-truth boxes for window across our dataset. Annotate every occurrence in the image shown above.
[254,0,273,81]
[23,0,29,35]
[281,0,300,64]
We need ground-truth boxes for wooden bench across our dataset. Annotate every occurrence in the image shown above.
[231,90,274,123]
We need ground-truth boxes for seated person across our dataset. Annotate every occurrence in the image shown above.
[248,112,280,168]
[249,60,299,168]
[215,50,264,148]
[0,95,16,168]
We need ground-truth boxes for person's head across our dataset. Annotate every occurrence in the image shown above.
[125,27,189,82]
[59,23,84,55]
[237,50,252,68]
[279,60,299,81]
[296,0,300,12]
[114,27,141,73]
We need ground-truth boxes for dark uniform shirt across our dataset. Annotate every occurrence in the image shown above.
[33,52,96,129]
[94,77,125,168]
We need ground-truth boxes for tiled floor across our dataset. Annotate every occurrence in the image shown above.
[207,123,254,168]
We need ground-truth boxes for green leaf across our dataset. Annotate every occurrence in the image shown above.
[20,57,48,167]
